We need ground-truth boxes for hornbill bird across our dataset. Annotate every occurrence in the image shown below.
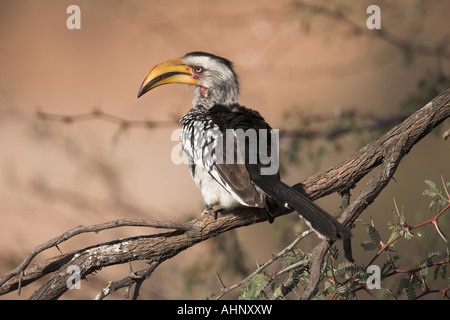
[137,52,351,241]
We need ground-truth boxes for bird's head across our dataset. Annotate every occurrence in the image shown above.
[137,52,239,109]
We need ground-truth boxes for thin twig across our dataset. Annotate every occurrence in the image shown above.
[292,1,450,60]
[215,230,312,300]
[36,109,175,129]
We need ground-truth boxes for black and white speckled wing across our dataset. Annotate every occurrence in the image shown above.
[180,106,264,207]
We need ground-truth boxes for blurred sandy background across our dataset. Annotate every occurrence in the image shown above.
[0,0,449,299]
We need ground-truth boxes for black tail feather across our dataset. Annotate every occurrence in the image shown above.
[254,176,351,240]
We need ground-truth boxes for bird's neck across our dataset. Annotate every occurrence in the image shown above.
[192,84,238,109]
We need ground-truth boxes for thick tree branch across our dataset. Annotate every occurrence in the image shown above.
[0,219,198,294]
[1,88,449,300]
[298,89,450,201]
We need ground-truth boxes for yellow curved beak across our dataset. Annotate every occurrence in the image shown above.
[137,58,198,98]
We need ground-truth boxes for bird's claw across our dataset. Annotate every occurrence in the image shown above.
[201,205,221,220]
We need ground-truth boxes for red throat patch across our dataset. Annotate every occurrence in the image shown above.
[201,86,207,96]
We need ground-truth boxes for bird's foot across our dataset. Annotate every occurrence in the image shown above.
[201,205,222,220]
[266,211,275,224]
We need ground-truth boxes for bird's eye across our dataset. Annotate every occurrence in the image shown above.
[195,67,203,73]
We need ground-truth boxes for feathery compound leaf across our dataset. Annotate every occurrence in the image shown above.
[395,278,409,297]
[282,248,304,268]
[424,180,437,190]
[360,241,380,251]
[239,273,267,300]
[381,255,400,276]
[363,223,382,247]
[433,264,447,280]
[406,283,416,300]
[396,277,418,300]
[423,179,450,211]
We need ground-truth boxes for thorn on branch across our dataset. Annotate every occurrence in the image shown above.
[443,128,450,140]
[216,272,226,290]
[55,244,63,254]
